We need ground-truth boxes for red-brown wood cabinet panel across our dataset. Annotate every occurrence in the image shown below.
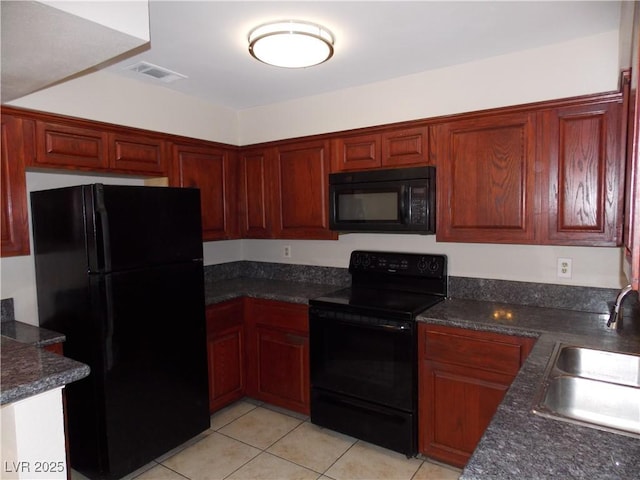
[418,324,535,468]
[540,100,624,246]
[171,143,238,241]
[33,120,109,170]
[332,133,381,172]
[272,140,336,240]
[1,114,30,257]
[624,10,640,289]
[109,132,168,175]
[244,298,310,415]
[239,148,273,238]
[332,126,428,172]
[206,299,245,412]
[433,112,537,243]
[381,126,429,167]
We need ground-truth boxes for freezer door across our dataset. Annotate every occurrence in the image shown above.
[89,184,204,273]
[68,261,210,479]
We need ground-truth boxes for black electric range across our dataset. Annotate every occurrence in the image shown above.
[309,250,448,457]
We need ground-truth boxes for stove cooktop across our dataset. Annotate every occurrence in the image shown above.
[309,287,445,320]
[309,250,448,321]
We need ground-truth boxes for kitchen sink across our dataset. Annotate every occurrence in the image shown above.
[555,346,640,387]
[533,344,640,438]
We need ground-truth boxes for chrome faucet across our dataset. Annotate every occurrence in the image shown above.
[607,284,634,329]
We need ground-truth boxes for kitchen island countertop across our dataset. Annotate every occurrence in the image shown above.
[206,278,640,479]
[1,336,89,405]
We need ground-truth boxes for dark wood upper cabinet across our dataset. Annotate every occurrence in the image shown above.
[540,101,624,246]
[381,126,429,167]
[332,133,381,171]
[34,120,109,170]
[272,140,336,239]
[433,112,537,243]
[170,143,238,241]
[109,132,167,175]
[332,126,428,172]
[623,10,640,290]
[239,148,273,238]
[1,114,30,257]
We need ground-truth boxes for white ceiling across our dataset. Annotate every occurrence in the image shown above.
[22,1,630,110]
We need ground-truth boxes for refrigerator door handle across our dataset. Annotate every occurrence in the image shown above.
[95,184,112,272]
[104,274,115,371]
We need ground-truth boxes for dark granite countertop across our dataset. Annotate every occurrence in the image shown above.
[417,298,640,480]
[205,277,343,306]
[1,336,89,405]
[205,279,640,479]
[1,320,66,348]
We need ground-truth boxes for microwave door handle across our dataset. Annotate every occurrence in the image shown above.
[399,185,410,225]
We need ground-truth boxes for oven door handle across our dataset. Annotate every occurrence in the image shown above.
[379,323,410,332]
[310,315,412,333]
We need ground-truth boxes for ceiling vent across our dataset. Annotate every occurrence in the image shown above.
[125,61,187,83]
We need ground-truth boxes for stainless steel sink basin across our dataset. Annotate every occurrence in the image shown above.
[537,376,640,436]
[555,346,640,387]
[533,344,640,438]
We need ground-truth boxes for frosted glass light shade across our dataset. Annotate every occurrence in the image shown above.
[248,20,334,68]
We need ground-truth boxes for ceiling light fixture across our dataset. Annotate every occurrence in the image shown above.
[248,20,334,68]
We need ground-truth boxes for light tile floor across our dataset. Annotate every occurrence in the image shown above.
[72,399,461,480]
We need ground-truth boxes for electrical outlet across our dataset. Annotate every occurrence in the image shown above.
[557,258,572,278]
[283,245,292,258]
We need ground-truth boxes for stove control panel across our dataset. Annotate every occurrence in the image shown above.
[349,251,446,278]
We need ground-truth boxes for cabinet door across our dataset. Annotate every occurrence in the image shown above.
[253,326,309,414]
[34,120,108,170]
[239,148,273,238]
[381,126,429,167]
[541,101,624,246]
[109,132,167,175]
[206,300,245,412]
[244,298,310,415]
[420,359,511,468]
[433,112,537,243]
[1,115,30,257]
[624,14,640,289]
[332,133,381,172]
[273,140,336,239]
[418,324,535,468]
[171,143,238,240]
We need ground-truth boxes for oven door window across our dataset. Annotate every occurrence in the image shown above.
[310,318,414,411]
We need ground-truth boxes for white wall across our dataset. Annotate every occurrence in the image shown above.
[238,31,620,144]
[242,237,625,289]
[1,29,628,326]
[8,71,240,145]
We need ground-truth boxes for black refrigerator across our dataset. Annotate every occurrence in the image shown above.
[31,184,210,480]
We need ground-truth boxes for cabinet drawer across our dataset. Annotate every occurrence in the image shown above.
[206,299,244,334]
[35,121,108,169]
[422,325,532,376]
[246,298,308,333]
[110,133,167,174]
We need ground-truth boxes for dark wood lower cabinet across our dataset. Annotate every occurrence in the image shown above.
[206,299,245,412]
[205,297,310,415]
[245,298,310,415]
[418,324,535,468]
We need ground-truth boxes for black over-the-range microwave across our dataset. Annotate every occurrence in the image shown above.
[329,166,436,234]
